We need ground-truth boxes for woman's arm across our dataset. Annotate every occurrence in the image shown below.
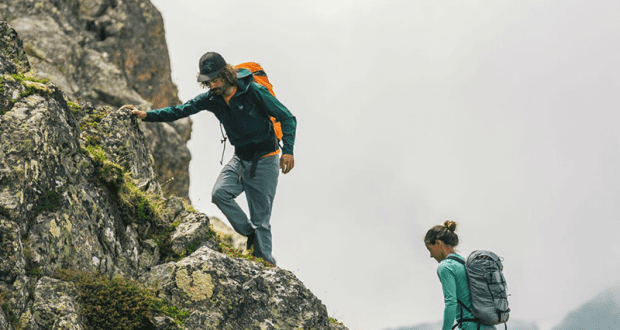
[438,264,458,330]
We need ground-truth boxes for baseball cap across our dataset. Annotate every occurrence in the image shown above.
[197,52,226,82]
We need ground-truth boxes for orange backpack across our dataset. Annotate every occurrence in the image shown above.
[234,62,283,141]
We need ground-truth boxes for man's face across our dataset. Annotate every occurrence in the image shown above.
[207,78,226,95]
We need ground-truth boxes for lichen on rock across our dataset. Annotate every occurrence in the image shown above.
[175,268,215,302]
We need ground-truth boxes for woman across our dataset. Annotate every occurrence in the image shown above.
[424,221,494,330]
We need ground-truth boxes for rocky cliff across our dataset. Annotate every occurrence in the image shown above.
[0,22,348,330]
[0,0,191,200]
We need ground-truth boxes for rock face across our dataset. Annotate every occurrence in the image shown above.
[0,0,191,200]
[0,22,348,330]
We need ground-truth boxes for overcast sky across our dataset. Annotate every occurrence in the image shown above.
[149,1,620,329]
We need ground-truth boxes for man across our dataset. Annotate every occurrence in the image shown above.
[125,52,296,266]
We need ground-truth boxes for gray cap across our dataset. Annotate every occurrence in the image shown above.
[197,52,226,82]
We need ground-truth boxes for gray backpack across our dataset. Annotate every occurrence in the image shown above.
[447,250,510,329]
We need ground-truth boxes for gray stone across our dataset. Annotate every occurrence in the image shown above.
[170,212,210,255]
[0,216,25,284]
[0,307,10,330]
[0,21,30,73]
[26,277,84,330]
[152,316,181,330]
[139,238,160,272]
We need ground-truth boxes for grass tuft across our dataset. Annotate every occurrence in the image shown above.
[57,269,189,330]
[34,189,63,215]
[208,226,275,269]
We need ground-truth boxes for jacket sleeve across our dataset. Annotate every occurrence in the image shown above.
[253,86,297,155]
[438,263,458,330]
[144,93,212,122]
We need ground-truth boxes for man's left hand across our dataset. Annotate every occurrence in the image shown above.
[280,154,294,174]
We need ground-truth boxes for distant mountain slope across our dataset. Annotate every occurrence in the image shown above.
[551,285,620,330]
[385,319,539,330]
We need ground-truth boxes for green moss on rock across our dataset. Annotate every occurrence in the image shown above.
[57,269,189,330]
[34,189,63,215]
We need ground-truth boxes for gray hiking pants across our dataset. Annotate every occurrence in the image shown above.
[211,154,279,264]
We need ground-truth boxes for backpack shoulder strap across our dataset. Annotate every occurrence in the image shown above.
[446,255,479,328]
[444,256,469,309]
[446,255,465,265]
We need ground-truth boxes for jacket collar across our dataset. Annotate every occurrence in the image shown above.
[234,68,254,95]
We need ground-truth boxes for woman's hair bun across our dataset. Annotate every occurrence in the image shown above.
[444,220,457,232]
[424,221,460,247]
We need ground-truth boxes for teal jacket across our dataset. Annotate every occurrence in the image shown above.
[438,254,493,330]
[144,69,296,158]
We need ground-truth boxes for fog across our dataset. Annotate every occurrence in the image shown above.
[150,1,620,328]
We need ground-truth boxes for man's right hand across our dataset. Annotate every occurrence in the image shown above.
[120,104,146,120]
[280,154,294,174]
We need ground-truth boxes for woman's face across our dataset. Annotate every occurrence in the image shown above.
[426,241,444,263]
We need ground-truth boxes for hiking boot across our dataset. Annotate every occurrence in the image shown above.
[246,232,256,251]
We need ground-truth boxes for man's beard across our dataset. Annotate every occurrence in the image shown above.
[210,83,229,96]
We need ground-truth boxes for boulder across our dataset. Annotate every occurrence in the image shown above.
[141,247,333,330]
